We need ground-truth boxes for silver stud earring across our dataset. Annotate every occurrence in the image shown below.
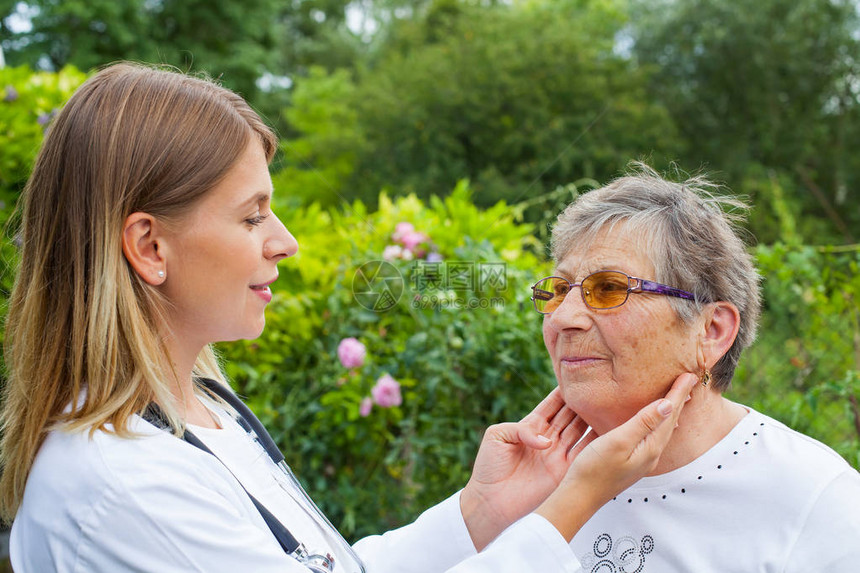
[157,270,165,279]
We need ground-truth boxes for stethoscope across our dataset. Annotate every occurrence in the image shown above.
[144,377,366,573]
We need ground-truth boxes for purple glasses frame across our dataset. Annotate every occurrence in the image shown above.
[530,270,700,314]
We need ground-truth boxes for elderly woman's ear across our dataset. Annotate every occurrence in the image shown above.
[697,302,741,372]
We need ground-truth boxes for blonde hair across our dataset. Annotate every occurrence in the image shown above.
[0,63,277,521]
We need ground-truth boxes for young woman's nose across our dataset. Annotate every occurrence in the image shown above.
[264,213,299,262]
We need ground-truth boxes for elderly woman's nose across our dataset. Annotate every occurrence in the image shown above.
[546,289,593,331]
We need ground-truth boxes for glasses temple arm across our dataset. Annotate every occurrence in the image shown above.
[637,279,699,301]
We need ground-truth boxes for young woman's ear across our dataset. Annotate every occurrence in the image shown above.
[699,301,741,370]
[122,212,166,285]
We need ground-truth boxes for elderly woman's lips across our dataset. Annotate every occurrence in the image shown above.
[560,357,601,368]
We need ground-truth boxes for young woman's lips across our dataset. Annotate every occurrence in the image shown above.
[250,277,277,303]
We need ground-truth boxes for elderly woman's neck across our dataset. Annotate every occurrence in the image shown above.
[649,386,748,475]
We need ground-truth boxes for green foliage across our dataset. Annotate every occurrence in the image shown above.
[272,67,365,207]
[1,0,284,104]
[219,183,556,538]
[0,65,87,348]
[728,159,860,468]
[731,243,860,467]
[0,65,87,200]
[631,0,860,243]
[282,0,682,209]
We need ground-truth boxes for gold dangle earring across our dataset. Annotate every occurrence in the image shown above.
[696,334,710,387]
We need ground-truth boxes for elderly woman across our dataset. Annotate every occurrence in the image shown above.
[531,167,860,572]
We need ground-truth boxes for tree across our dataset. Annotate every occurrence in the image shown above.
[631,0,860,243]
[271,66,366,206]
[282,0,682,209]
[0,0,284,102]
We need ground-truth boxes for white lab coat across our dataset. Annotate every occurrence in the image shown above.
[11,408,583,572]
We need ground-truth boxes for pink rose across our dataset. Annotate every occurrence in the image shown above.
[382,244,403,261]
[392,222,415,242]
[400,231,428,250]
[372,374,402,408]
[359,397,373,417]
[337,337,366,369]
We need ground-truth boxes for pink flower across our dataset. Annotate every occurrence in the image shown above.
[359,397,373,417]
[337,337,366,369]
[392,222,415,242]
[383,244,403,261]
[400,231,428,250]
[372,374,402,408]
[382,244,416,260]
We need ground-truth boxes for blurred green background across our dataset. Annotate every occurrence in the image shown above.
[1,0,858,556]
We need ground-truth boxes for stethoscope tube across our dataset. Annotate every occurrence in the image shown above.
[197,377,286,465]
[143,379,342,570]
[194,378,366,573]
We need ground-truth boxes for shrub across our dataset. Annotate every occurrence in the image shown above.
[730,243,860,467]
[220,185,860,540]
[0,65,87,347]
[218,182,558,538]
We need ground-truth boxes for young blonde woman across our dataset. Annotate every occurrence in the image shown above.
[0,63,696,573]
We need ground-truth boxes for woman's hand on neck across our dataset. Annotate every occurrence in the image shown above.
[648,384,747,475]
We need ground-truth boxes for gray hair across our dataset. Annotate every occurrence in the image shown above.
[550,164,761,391]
